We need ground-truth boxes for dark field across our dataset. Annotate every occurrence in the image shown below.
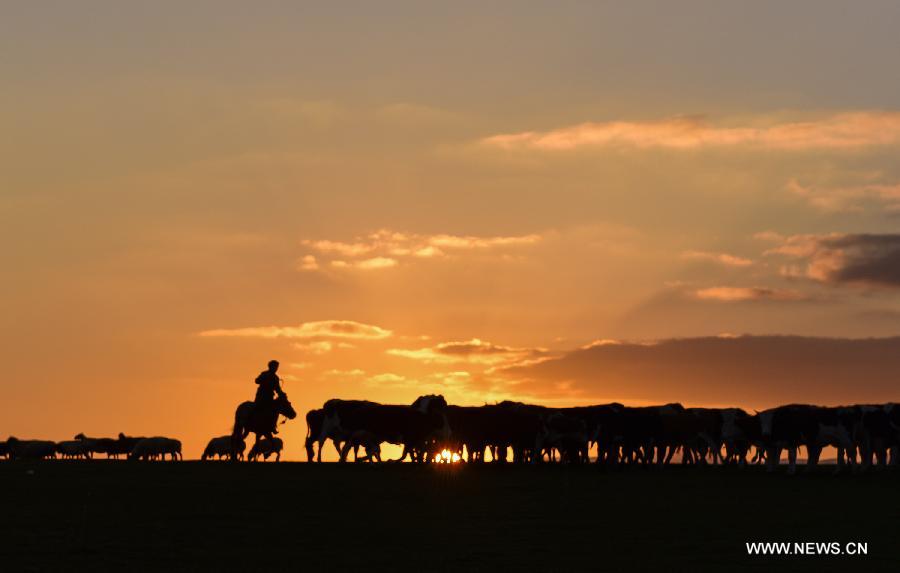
[1,461,898,572]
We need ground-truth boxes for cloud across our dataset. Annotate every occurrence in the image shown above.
[293,341,335,355]
[693,286,808,302]
[323,369,366,377]
[481,111,900,152]
[198,319,393,340]
[681,250,753,267]
[427,234,542,249]
[307,240,376,257]
[301,229,543,271]
[355,257,398,270]
[362,371,474,393]
[766,233,900,288]
[387,338,546,365]
[500,335,900,407]
[297,255,319,271]
[787,179,900,213]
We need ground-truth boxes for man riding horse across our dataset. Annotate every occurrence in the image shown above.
[255,360,285,434]
[232,360,297,460]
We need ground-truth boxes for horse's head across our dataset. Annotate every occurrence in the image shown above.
[276,394,298,420]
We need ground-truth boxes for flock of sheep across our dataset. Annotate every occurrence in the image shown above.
[1,434,182,461]
[0,433,284,462]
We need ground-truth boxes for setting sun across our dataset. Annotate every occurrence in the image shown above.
[435,449,462,463]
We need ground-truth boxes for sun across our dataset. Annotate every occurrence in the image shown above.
[435,449,461,463]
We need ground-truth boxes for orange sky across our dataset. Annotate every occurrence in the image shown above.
[3,2,900,460]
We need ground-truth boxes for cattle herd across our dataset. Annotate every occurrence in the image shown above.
[4,397,899,473]
[306,396,900,473]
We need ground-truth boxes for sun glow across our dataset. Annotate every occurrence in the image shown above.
[435,449,461,463]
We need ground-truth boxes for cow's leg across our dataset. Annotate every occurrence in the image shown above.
[875,445,888,468]
[304,437,314,462]
[766,446,781,473]
[338,441,353,462]
[710,443,722,465]
[806,445,821,470]
[664,445,677,465]
[787,447,798,475]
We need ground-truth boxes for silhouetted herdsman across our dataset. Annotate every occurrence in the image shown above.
[255,360,286,434]
[232,360,297,461]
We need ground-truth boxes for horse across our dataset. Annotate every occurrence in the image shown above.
[232,393,297,460]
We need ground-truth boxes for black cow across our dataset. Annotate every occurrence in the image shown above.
[843,403,900,470]
[305,408,351,462]
[326,395,449,462]
[758,405,854,474]
[316,399,381,462]
[444,405,491,462]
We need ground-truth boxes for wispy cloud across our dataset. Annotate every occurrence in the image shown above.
[330,257,399,270]
[299,228,543,272]
[198,319,392,340]
[693,286,808,302]
[481,112,900,152]
[297,255,319,271]
[361,371,474,393]
[681,250,753,267]
[787,178,900,213]
[387,338,546,365]
[293,341,353,355]
[323,368,366,377]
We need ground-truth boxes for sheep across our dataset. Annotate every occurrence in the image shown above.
[6,437,57,460]
[248,437,283,462]
[113,433,147,458]
[202,435,245,461]
[74,433,119,459]
[128,437,182,461]
[56,440,89,459]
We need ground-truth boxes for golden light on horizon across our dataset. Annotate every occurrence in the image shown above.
[435,449,461,464]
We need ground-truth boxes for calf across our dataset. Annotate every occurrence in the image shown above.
[248,437,283,462]
[203,435,245,460]
[347,430,382,462]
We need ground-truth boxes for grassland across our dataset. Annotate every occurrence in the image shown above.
[0,461,897,572]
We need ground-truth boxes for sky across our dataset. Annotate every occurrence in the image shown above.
[3,1,900,460]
